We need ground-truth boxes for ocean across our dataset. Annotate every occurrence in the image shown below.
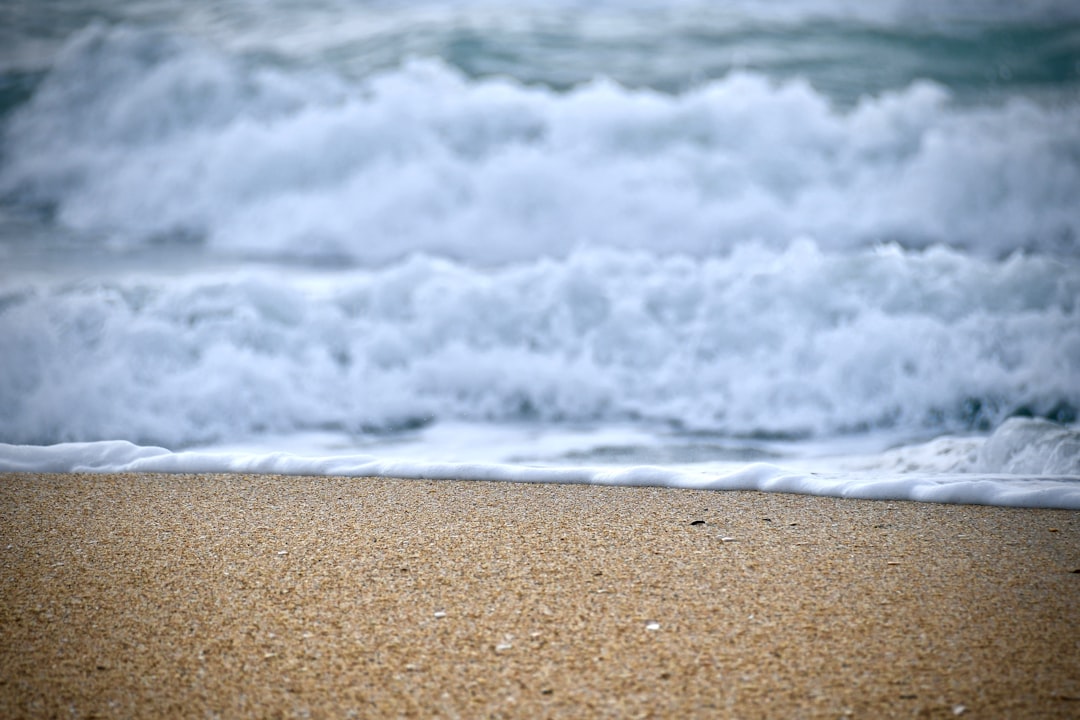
[1,0,1079,507]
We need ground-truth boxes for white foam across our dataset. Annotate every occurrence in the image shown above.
[3,25,1078,261]
[3,417,1079,510]
[975,417,1080,475]
[1,245,1076,447]
[3,15,1078,493]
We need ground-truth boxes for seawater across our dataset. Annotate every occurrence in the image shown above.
[1,0,1079,504]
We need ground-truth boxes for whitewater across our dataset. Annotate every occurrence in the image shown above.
[1,0,1078,508]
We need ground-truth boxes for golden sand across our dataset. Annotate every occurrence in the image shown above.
[2,473,1078,718]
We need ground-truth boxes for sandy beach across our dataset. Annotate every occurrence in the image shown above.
[1,473,1078,718]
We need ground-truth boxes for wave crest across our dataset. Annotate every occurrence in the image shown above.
[3,24,1079,261]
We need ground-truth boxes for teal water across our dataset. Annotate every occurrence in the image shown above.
[2,1,1079,105]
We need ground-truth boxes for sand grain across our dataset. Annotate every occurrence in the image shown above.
[2,473,1078,718]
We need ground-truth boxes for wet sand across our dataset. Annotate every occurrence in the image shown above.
[2,473,1079,718]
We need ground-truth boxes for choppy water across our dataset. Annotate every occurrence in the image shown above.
[1,0,1078,503]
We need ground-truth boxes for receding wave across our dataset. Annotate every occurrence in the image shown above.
[4,418,1080,508]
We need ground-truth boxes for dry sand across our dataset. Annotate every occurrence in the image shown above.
[1,473,1078,718]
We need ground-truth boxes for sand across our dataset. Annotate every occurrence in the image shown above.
[1,473,1078,718]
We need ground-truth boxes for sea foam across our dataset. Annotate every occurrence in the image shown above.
[2,8,1078,512]
[1,245,1076,448]
[2,24,1078,262]
[2,419,1078,509]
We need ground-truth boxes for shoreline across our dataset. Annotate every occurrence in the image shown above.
[2,472,1079,718]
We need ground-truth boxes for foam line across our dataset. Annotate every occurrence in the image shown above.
[3,431,1079,510]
